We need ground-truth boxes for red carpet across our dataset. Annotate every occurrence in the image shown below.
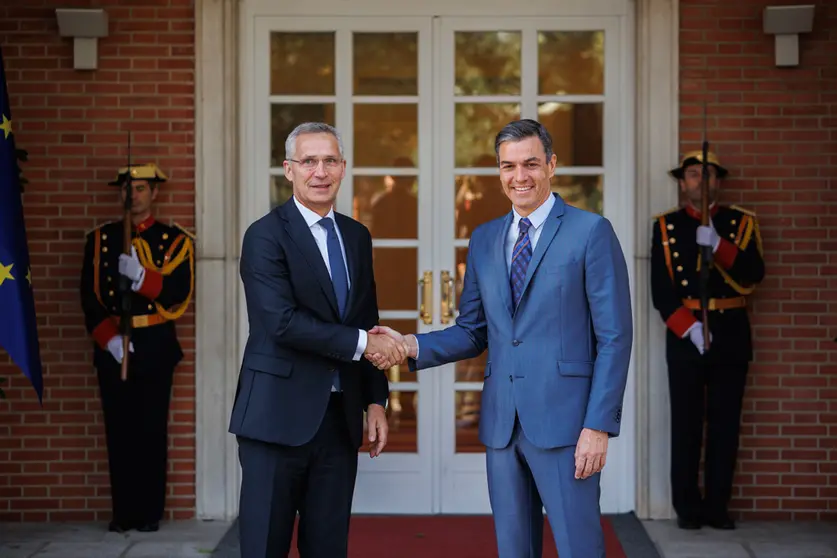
[288,515,627,557]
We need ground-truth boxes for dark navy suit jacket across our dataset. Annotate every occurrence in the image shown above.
[228,198,389,449]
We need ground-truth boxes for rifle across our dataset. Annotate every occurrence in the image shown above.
[119,132,133,381]
[699,104,712,353]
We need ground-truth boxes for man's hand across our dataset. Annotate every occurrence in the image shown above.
[106,335,134,364]
[574,428,608,480]
[365,326,416,369]
[685,322,712,355]
[364,330,407,370]
[118,246,146,289]
[696,223,720,252]
[366,403,388,458]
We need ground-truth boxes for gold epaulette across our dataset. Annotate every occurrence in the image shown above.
[730,204,756,217]
[86,220,115,237]
[172,221,196,241]
[652,206,680,220]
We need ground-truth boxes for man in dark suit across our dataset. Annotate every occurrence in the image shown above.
[229,122,405,558]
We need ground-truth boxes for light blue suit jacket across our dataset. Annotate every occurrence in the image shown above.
[410,193,633,449]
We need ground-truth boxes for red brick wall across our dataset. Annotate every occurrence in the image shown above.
[0,2,196,521]
[680,0,836,520]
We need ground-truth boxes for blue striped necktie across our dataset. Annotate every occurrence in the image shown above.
[510,217,533,308]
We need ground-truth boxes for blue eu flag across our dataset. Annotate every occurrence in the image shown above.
[0,46,44,403]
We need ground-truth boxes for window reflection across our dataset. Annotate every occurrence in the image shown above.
[455,104,520,168]
[270,32,335,95]
[454,171,509,239]
[354,172,418,239]
[551,175,603,214]
[538,102,603,167]
[538,31,604,96]
[270,104,336,168]
[354,32,418,95]
[455,31,521,96]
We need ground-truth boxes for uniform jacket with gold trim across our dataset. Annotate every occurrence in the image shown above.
[80,216,195,371]
[650,204,765,362]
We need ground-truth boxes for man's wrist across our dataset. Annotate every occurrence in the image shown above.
[405,334,418,358]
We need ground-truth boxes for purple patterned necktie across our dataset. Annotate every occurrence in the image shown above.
[510,217,533,308]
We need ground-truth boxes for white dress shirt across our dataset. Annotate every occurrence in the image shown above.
[293,196,367,364]
[505,193,555,269]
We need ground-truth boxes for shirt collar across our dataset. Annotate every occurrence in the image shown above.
[511,193,555,233]
[293,196,335,228]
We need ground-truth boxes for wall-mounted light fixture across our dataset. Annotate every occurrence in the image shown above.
[55,8,109,70]
[763,4,815,67]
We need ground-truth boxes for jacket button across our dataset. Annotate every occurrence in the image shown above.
[509,375,513,382]
[512,340,520,346]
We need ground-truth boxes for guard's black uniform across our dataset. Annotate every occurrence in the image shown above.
[80,214,194,530]
[651,202,764,526]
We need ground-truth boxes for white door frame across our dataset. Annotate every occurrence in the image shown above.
[193,0,680,521]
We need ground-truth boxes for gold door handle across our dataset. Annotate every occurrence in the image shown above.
[419,271,433,325]
[440,270,456,324]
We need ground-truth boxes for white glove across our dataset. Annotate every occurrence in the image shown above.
[696,223,720,252]
[684,322,712,355]
[118,246,146,290]
[106,336,135,364]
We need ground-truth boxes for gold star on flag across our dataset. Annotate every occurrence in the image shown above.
[0,114,12,140]
[0,262,14,286]
[26,267,32,285]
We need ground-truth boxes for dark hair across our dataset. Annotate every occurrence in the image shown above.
[494,119,554,164]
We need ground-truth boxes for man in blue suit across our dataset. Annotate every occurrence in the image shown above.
[230,122,405,558]
[369,120,633,557]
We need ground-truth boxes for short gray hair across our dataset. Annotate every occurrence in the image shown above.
[284,122,344,160]
[494,119,554,164]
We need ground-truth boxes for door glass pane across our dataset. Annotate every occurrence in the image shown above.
[270,104,336,167]
[455,32,521,96]
[552,175,603,214]
[354,33,418,95]
[271,32,335,95]
[270,175,293,209]
[354,175,418,239]
[372,247,417,311]
[454,246,489,384]
[538,31,604,95]
[354,104,418,167]
[363,389,418,453]
[538,102,603,167]
[455,390,483,453]
[455,103,520,168]
[455,174,509,239]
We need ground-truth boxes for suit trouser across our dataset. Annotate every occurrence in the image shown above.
[667,359,748,520]
[237,393,357,558]
[96,359,174,527]
[486,416,605,558]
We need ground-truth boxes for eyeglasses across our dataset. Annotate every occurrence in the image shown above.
[287,157,344,170]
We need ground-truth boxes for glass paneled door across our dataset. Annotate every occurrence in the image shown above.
[434,16,625,514]
[249,14,629,515]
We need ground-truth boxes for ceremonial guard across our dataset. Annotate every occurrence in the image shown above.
[650,151,765,531]
[79,163,195,532]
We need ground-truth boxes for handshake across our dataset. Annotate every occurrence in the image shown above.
[363,326,418,370]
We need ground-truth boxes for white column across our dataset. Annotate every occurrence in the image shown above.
[633,0,679,520]
[195,0,242,520]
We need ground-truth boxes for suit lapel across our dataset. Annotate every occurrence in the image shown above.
[496,212,514,316]
[280,201,340,319]
[335,213,362,321]
[517,194,565,310]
